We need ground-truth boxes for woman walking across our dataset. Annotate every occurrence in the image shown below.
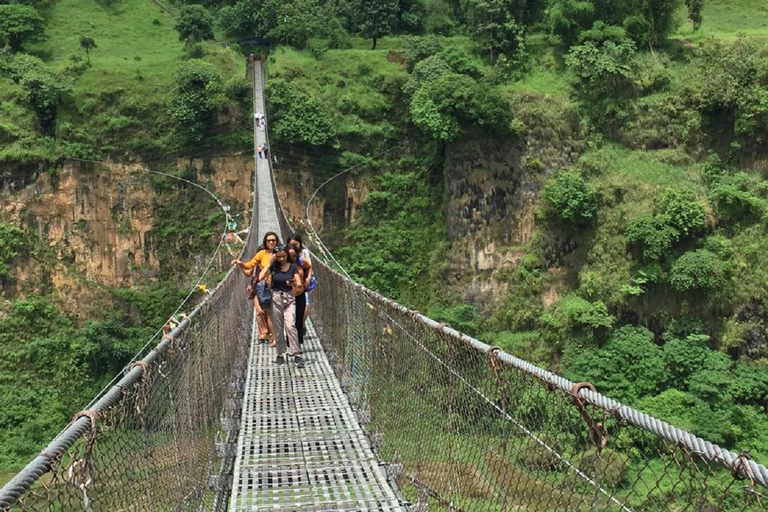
[231,231,280,344]
[287,245,311,346]
[259,244,304,367]
[287,232,313,339]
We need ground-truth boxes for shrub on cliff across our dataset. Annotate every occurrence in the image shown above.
[541,171,598,226]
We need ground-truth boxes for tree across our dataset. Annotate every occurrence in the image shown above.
[462,0,525,62]
[218,0,281,39]
[0,4,45,52]
[685,0,703,30]
[354,0,399,50]
[546,0,682,49]
[4,53,72,134]
[169,60,225,142]
[409,72,513,141]
[268,0,321,48]
[643,0,683,48]
[565,32,637,121]
[175,4,215,42]
[265,78,336,146]
[79,35,97,65]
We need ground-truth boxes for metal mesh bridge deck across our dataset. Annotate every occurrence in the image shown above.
[228,326,403,511]
[229,62,404,512]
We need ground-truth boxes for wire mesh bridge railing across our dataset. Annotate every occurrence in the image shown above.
[306,255,768,511]
[1,55,767,512]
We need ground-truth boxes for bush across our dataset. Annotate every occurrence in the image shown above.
[708,172,767,227]
[265,78,336,147]
[402,35,444,71]
[0,223,25,278]
[660,189,708,237]
[566,326,666,403]
[669,249,727,292]
[427,304,483,336]
[409,72,513,141]
[568,448,630,489]
[541,171,598,225]
[169,59,225,143]
[516,435,564,472]
[625,214,679,261]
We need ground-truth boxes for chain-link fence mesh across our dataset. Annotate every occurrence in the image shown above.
[0,263,253,512]
[5,54,768,512]
[1,269,253,512]
[0,158,259,512]
[308,259,768,512]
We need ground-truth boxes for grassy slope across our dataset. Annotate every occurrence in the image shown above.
[29,0,183,103]
[674,0,768,40]
[5,0,245,158]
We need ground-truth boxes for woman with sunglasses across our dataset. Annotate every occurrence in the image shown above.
[231,231,280,344]
[258,244,304,367]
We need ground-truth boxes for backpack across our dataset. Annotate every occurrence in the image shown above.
[246,273,259,300]
[256,279,272,306]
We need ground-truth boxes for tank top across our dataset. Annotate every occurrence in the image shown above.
[271,263,298,292]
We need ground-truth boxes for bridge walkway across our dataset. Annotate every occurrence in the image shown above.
[227,61,404,512]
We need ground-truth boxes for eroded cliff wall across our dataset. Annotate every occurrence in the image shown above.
[443,96,586,310]
[1,156,252,302]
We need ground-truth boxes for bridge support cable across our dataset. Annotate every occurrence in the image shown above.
[299,244,768,511]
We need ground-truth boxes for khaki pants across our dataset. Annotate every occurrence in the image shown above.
[270,290,299,356]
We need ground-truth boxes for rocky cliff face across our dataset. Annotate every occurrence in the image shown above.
[443,96,586,310]
[1,156,252,300]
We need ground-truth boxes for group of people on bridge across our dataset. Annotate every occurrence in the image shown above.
[231,232,314,368]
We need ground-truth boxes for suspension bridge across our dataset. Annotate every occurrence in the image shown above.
[1,57,767,512]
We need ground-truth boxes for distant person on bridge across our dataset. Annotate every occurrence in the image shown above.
[256,144,264,159]
[259,244,304,367]
[231,231,280,344]
[287,232,313,342]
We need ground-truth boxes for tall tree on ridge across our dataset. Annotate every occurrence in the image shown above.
[354,0,399,50]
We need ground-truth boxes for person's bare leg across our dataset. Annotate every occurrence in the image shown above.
[255,298,267,341]
[266,306,275,346]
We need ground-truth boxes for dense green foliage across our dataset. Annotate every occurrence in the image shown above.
[0,289,185,468]
[541,171,598,225]
[169,59,225,143]
[0,4,46,52]
[175,5,215,43]
[0,224,25,280]
[335,170,447,306]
